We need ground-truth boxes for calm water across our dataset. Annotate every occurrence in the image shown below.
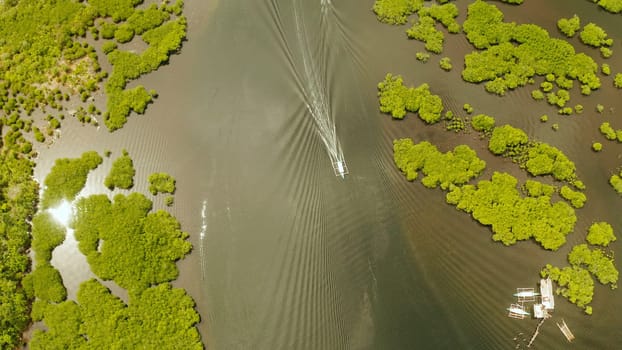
[32,0,622,349]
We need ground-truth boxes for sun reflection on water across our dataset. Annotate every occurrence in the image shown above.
[48,200,73,227]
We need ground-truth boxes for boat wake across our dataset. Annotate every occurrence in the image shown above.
[199,199,208,280]
[294,0,347,177]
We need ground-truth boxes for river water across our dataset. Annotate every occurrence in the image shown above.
[32,0,622,349]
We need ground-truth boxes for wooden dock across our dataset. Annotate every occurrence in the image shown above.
[540,278,555,310]
[557,319,575,342]
[527,318,547,348]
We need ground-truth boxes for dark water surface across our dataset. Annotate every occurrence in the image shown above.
[33,0,622,349]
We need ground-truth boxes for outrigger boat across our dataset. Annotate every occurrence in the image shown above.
[507,305,530,316]
[513,290,540,298]
[507,303,530,319]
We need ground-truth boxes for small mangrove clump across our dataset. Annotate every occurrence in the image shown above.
[596,104,605,113]
[559,185,587,209]
[463,103,474,114]
[599,122,622,142]
[439,57,453,71]
[378,74,444,123]
[470,114,495,134]
[148,172,177,195]
[393,138,486,187]
[586,222,616,247]
[416,52,430,62]
[104,149,136,190]
[406,15,445,54]
[557,15,581,37]
[372,0,424,25]
[594,0,622,13]
[579,23,612,48]
[609,167,622,194]
[486,125,581,187]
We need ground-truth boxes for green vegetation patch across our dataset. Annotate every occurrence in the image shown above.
[0,0,103,120]
[148,172,177,195]
[29,150,202,348]
[0,134,40,348]
[615,73,622,88]
[416,52,430,62]
[393,138,486,187]
[104,149,135,190]
[374,1,459,51]
[72,193,191,291]
[600,46,613,58]
[596,0,622,13]
[0,0,187,132]
[470,114,495,133]
[609,167,622,194]
[372,0,424,25]
[41,151,102,209]
[541,223,619,314]
[569,244,618,287]
[599,122,622,141]
[587,222,616,247]
[22,263,67,304]
[419,3,461,34]
[557,15,581,37]
[463,103,474,114]
[488,124,528,156]
[446,172,576,250]
[541,265,594,312]
[127,4,171,35]
[30,299,84,349]
[462,1,600,102]
[579,23,613,48]
[439,57,453,71]
[377,74,444,122]
[485,125,580,186]
[406,15,445,54]
[30,212,66,264]
[524,143,578,183]
[523,179,555,197]
[560,185,587,209]
[104,14,187,130]
[30,280,202,350]
[89,0,142,21]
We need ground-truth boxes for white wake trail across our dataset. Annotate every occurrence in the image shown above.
[294,0,347,177]
[199,199,208,280]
